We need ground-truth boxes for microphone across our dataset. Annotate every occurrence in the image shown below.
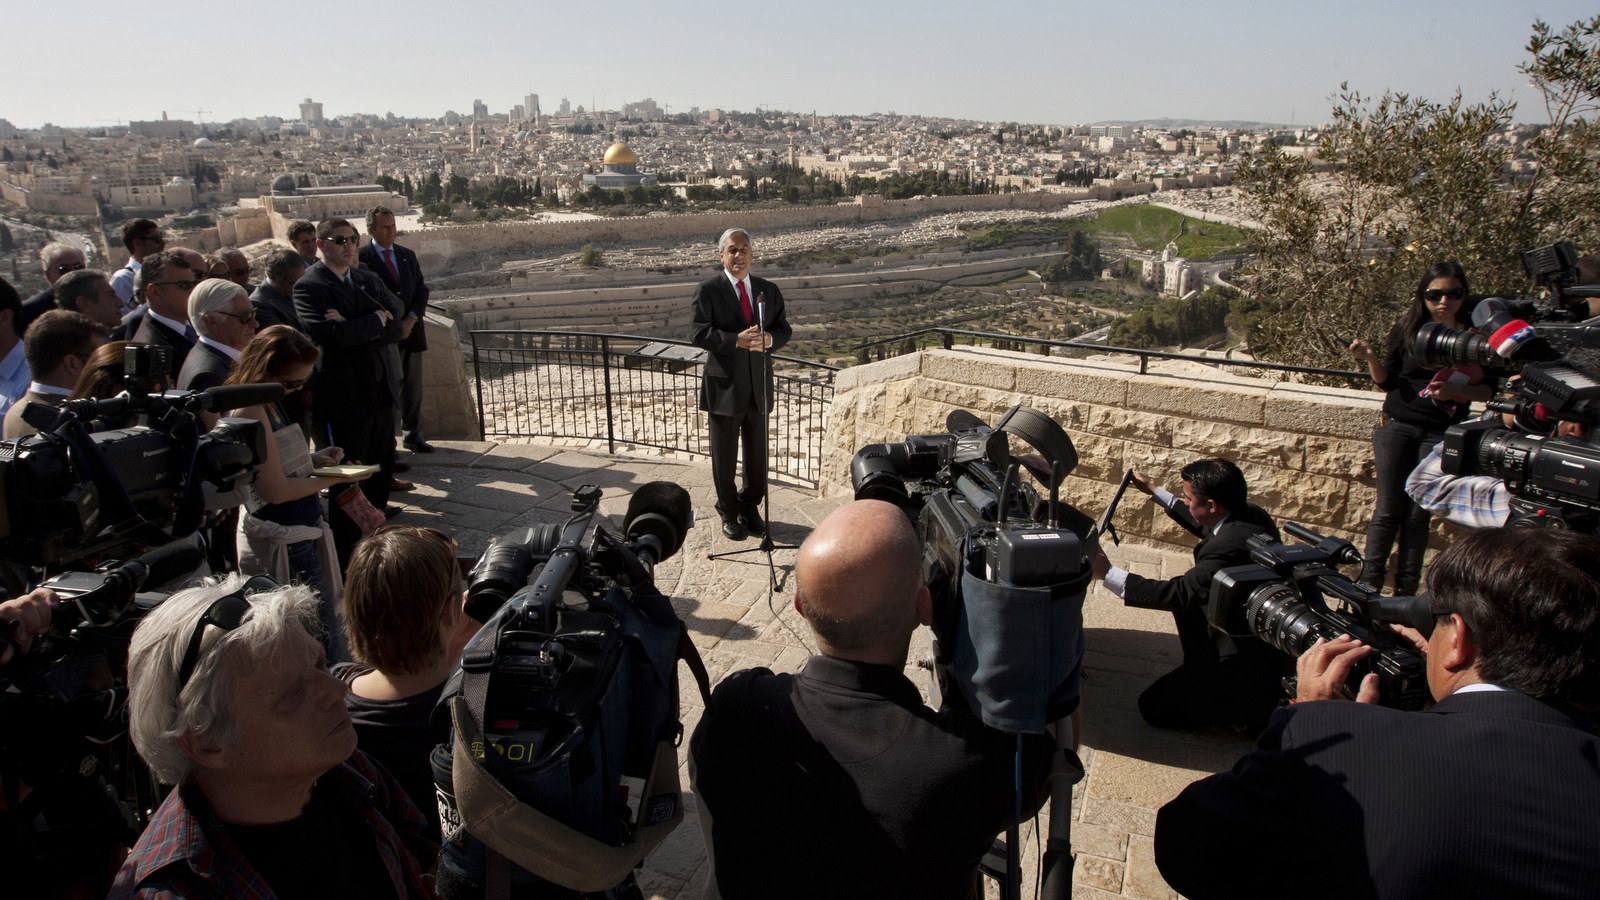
[1471,296,1555,361]
[112,541,207,593]
[193,383,288,413]
[624,482,693,567]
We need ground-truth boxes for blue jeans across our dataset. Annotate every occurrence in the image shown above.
[1361,416,1442,594]
[286,537,347,662]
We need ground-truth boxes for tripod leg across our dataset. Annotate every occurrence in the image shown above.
[1040,714,1084,900]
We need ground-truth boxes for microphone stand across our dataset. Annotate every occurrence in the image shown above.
[708,293,798,593]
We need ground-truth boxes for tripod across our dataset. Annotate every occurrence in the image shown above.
[708,296,797,592]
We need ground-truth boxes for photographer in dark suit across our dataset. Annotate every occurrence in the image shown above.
[688,228,791,540]
[691,499,1049,900]
[1156,527,1600,900]
[359,206,432,454]
[1093,458,1285,732]
[293,217,404,566]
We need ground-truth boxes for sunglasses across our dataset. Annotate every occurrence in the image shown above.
[176,574,280,690]
[322,235,361,247]
[138,233,167,246]
[52,262,87,275]
[153,279,199,291]
[1424,288,1465,302]
[211,308,258,324]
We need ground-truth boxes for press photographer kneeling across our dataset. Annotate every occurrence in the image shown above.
[1154,527,1600,900]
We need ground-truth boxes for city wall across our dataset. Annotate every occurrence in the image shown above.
[405,187,1141,274]
[819,347,1420,559]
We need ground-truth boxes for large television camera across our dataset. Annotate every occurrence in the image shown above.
[1207,522,1436,709]
[851,405,1093,900]
[0,380,276,574]
[431,481,699,900]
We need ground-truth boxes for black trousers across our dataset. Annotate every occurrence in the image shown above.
[708,401,767,517]
[321,400,395,570]
[399,347,425,441]
[1361,415,1442,594]
[1139,608,1286,735]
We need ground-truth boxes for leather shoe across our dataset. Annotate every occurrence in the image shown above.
[404,438,436,454]
[385,504,404,519]
[720,514,747,541]
[740,509,766,538]
[392,459,411,473]
[390,478,415,492]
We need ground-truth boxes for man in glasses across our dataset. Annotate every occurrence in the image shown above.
[3,310,108,439]
[178,279,257,393]
[114,574,439,899]
[130,251,200,370]
[110,219,165,307]
[217,247,255,292]
[19,241,88,333]
[294,216,405,565]
[1154,527,1600,899]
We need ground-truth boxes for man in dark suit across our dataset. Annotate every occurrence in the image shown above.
[1155,527,1600,900]
[250,248,306,333]
[177,279,256,394]
[359,205,432,453]
[1093,458,1285,731]
[129,251,200,371]
[690,499,1050,900]
[20,242,87,334]
[294,217,404,566]
[688,228,792,540]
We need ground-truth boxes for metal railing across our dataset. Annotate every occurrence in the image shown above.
[468,330,839,487]
[853,328,1368,380]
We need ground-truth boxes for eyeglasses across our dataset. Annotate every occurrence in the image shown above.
[210,308,257,324]
[152,279,199,291]
[52,262,87,275]
[175,575,279,690]
[278,376,309,391]
[322,235,360,247]
[137,233,167,246]
[1424,288,1465,302]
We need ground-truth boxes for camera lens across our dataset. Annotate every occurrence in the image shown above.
[1415,322,1493,369]
[1245,584,1332,656]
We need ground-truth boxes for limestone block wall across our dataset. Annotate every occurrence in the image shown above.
[417,312,481,440]
[820,347,1408,558]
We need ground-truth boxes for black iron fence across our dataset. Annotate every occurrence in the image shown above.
[468,330,838,487]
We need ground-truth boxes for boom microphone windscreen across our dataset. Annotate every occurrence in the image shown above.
[198,383,287,412]
[624,482,693,562]
[946,409,988,433]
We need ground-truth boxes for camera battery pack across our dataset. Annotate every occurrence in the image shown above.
[986,527,1082,587]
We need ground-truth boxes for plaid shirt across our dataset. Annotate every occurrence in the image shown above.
[109,750,439,900]
[1405,442,1510,530]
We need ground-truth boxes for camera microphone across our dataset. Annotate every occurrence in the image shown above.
[110,541,206,594]
[1472,296,1554,361]
[624,482,692,567]
[195,383,287,412]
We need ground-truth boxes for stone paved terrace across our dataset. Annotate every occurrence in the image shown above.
[400,439,1254,900]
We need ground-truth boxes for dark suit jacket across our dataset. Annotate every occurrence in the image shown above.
[250,282,304,333]
[1156,690,1600,900]
[176,339,235,393]
[131,311,194,372]
[359,241,429,352]
[688,273,791,417]
[690,656,1050,900]
[110,305,143,342]
[19,287,55,335]
[293,262,404,424]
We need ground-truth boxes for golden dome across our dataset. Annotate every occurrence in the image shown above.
[602,142,636,165]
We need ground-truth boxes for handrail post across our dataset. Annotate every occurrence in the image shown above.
[1139,354,1148,375]
[601,335,616,454]
[942,330,953,350]
[471,331,486,438]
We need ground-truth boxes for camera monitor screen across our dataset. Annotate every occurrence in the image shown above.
[1092,469,1136,541]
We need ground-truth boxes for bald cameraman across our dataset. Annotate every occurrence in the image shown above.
[690,500,1050,900]
[1155,527,1600,899]
[1092,458,1285,732]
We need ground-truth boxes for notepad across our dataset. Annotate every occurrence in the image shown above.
[312,465,381,478]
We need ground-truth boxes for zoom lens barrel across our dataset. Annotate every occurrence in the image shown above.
[1245,584,1336,656]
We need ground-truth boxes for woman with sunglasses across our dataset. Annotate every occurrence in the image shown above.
[224,324,369,659]
[1347,261,1494,595]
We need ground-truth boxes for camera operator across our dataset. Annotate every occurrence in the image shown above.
[689,499,1050,900]
[0,587,60,666]
[1091,459,1285,732]
[1154,527,1600,900]
[112,574,438,899]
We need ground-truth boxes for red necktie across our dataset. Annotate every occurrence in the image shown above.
[736,280,753,325]
[382,247,399,283]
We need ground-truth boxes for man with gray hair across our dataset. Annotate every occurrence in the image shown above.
[217,247,255,291]
[690,499,1050,899]
[54,269,124,327]
[251,247,307,332]
[111,574,439,899]
[20,241,87,332]
[177,278,257,393]
[688,227,792,540]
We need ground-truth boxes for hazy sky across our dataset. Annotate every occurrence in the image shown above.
[6,1,1591,129]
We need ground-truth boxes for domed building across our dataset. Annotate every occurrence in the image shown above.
[583,141,657,189]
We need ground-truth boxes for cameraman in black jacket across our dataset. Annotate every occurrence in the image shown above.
[1092,458,1285,732]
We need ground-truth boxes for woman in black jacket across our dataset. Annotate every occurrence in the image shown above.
[1347,261,1493,595]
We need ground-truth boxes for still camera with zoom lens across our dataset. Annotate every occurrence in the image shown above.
[1207,523,1437,709]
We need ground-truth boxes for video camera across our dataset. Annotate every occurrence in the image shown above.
[0,377,277,571]
[851,404,1092,900]
[1207,522,1436,709]
[431,481,700,900]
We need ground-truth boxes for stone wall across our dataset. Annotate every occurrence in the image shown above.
[821,347,1413,558]
[417,312,481,440]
